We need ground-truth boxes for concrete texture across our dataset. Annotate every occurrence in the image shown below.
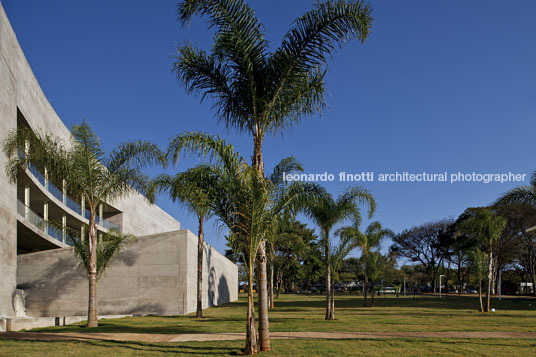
[0,1,237,319]
[16,230,238,317]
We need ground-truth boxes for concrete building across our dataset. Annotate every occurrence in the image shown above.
[0,1,237,323]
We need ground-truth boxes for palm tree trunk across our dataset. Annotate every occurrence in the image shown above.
[252,135,270,351]
[196,217,204,318]
[370,279,375,307]
[87,213,98,327]
[245,257,258,355]
[269,257,274,309]
[324,230,333,320]
[486,251,493,312]
[276,275,282,298]
[363,275,369,307]
[329,280,335,320]
[478,276,483,312]
[256,241,270,351]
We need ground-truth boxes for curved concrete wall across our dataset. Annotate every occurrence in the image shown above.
[0,2,237,318]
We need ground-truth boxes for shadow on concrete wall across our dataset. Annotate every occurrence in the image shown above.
[217,274,230,305]
[17,255,85,316]
[124,302,165,316]
[208,267,216,307]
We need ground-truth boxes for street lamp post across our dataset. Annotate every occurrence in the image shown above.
[439,275,447,298]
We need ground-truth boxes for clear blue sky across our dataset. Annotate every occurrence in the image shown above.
[3,0,536,256]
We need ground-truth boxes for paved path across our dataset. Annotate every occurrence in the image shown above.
[2,331,536,343]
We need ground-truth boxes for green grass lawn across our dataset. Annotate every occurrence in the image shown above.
[27,294,536,334]
[2,294,536,356]
[1,338,536,356]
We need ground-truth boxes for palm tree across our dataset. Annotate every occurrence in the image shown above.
[338,221,394,307]
[3,122,164,327]
[456,208,506,312]
[151,165,216,318]
[329,229,358,311]
[496,172,536,208]
[468,246,487,312]
[174,0,373,349]
[168,132,318,354]
[366,250,382,307]
[302,187,375,320]
[70,225,133,285]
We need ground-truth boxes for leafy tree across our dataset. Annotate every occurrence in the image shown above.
[270,218,312,301]
[492,205,536,296]
[3,122,163,327]
[441,221,478,294]
[456,208,506,312]
[151,165,216,318]
[302,187,375,320]
[338,221,393,306]
[392,220,452,293]
[174,0,373,351]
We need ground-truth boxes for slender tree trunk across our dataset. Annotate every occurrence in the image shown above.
[457,261,462,295]
[324,230,333,320]
[363,275,369,307]
[87,213,98,327]
[256,241,270,351]
[252,134,270,351]
[245,258,258,355]
[370,279,375,307]
[478,276,484,312]
[196,217,204,318]
[276,276,282,298]
[486,251,493,312]
[269,257,274,309]
[329,280,335,320]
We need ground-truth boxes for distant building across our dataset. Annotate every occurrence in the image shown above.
[0,2,237,321]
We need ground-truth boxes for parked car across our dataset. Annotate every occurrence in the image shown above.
[379,286,397,294]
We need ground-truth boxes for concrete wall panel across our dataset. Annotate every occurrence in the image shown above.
[17,230,238,317]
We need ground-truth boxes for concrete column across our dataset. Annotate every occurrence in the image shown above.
[62,180,66,205]
[62,215,67,244]
[24,139,29,157]
[44,167,49,190]
[81,225,85,241]
[99,203,103,226]
[43,201,48,235]
[24,185,30,220]
[81,196,85,218]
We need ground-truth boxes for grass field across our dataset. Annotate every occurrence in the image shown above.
[1,294,536,356]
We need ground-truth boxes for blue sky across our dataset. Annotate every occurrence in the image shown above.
[3,0,536,256]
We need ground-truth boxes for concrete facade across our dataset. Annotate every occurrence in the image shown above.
[17,230,238,317]
[0,2,237,318]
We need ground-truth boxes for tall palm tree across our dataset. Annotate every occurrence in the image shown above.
[456,208,506,312]
[302,187,375,320]
[174,0,373,349]
[3,122,164,327]
[168,132,318,355]
[151,165,216,318]
[338,221,393,307]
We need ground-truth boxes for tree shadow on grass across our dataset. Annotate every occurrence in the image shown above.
[272,295,536,311]
[84,339,242,356]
